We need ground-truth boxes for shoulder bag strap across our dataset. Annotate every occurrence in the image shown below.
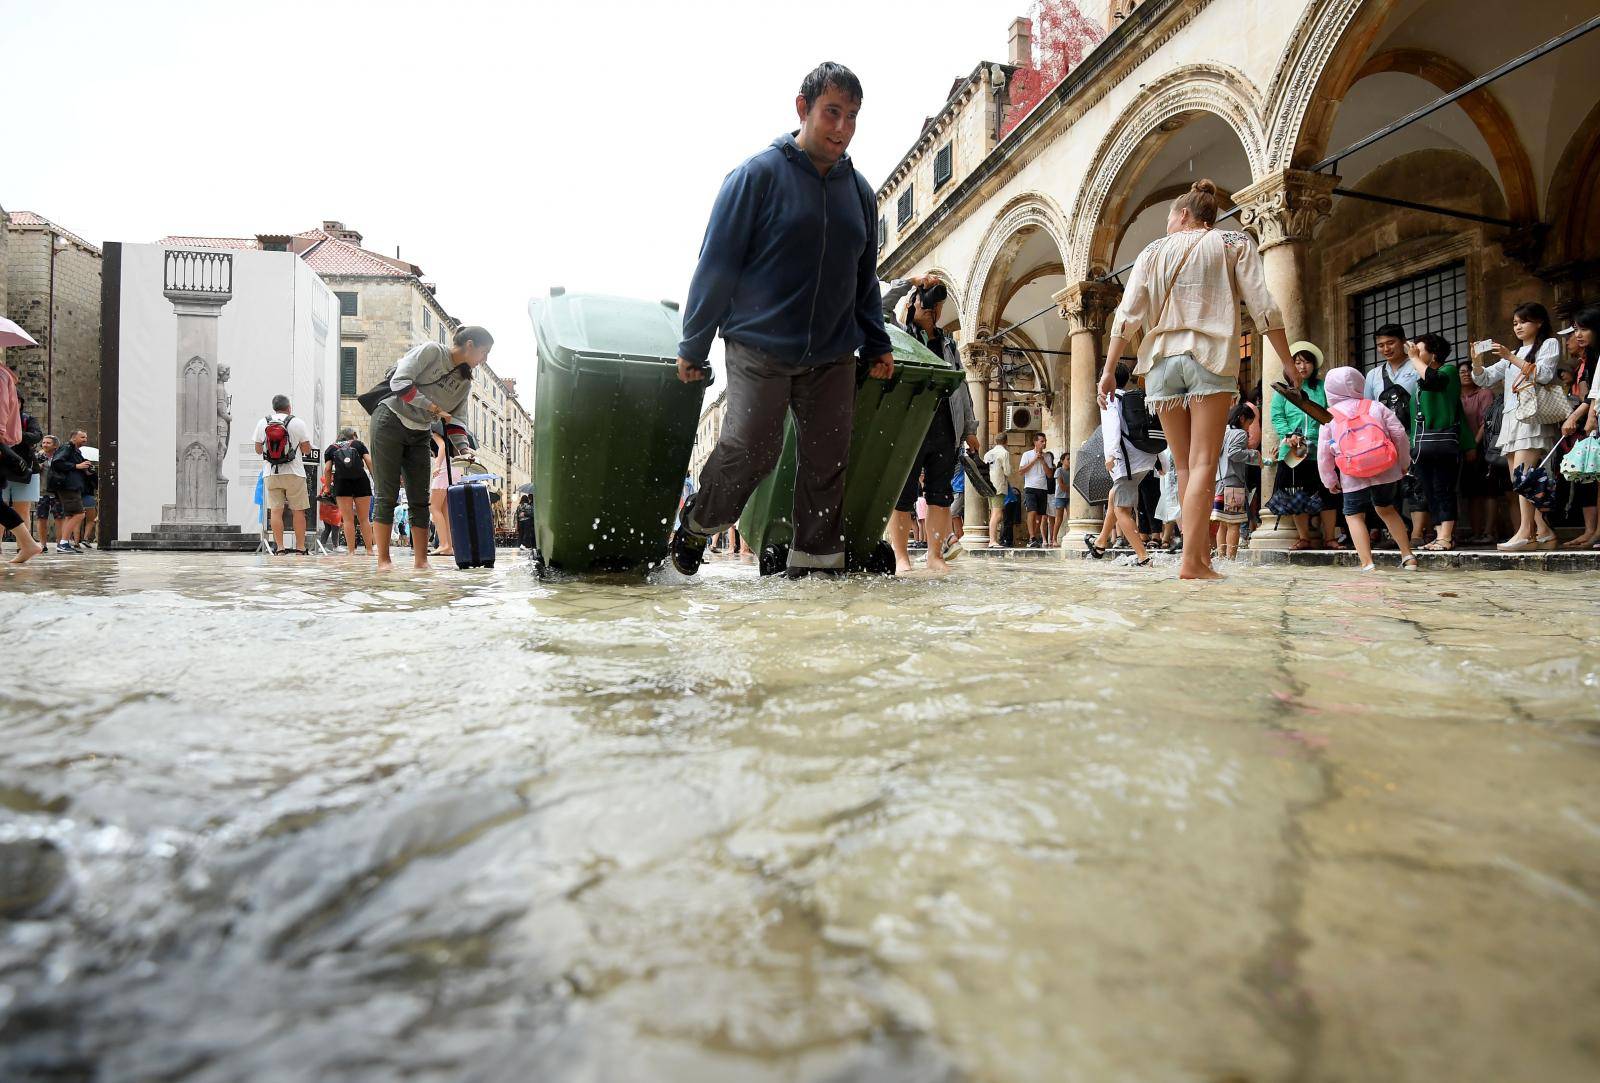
[1151,231,1207,332]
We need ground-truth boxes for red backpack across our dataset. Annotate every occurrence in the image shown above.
[1326,400,1397,478]
[261,414,297,465]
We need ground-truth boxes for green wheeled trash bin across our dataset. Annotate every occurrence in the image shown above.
[528,289,704,574]
[737,324,965,576]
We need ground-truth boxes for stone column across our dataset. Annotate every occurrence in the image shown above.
[1235,169,1337,549]
[161,251,234,526]
[1054,280,1122,538]
[961,339,1000,545]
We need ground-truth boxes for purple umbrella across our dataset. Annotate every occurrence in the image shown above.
[0,317,38,349]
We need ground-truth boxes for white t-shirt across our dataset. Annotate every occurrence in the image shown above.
[1018,448,1050,490]
[983,445,1012,492]
[252,411,313,475]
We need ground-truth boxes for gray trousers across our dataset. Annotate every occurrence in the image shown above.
[687,341,856,570]
[369,402,433,530]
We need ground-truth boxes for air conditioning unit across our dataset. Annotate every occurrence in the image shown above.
[1003,401,1037,432]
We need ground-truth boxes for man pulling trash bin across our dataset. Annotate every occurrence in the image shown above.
[671,61,894,579]
[880,275,979,573]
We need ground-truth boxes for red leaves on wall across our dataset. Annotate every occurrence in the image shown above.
[999,0,1107,139]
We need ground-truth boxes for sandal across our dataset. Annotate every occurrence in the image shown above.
[1290,539,1316,551]
[1134,556,1153,567]
[1400,555,1420,571]
[1420,539,1453,551]
[1083,535,1105,560]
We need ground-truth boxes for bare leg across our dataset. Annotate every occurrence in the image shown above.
[1167,395,1231,580]
[1292,513,1310,542]
[1347,511,1375,567]
[1565,505,1598,547]
[292,509,308,553]
[1373,504,1416,564]
[411,525,431,570]
[375,522,394,570]
[430,490,452,554]
[888,509,914,574]
[270,505,285,552]
[1095,503,1116,548]
[989,503,1003,546]
[1507,450,1537,542]
[339,496,358,553]
[356,497,374,552]
[925,504,954,572]
[1319,508,1339,546]
[1113,504,1149,561]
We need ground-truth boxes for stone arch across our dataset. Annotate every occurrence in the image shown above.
[962,192,1071,336]
[1348,48,1537,222]
[922,264,969,339]
[1065,63,1268,282]
[1261,0,1399,173]
[1546,97,1600,266]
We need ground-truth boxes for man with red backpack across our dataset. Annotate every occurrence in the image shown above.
[252,394,314,555]
[1317,366,1418,573]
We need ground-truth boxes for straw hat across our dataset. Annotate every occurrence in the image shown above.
[1288,341,1324,369]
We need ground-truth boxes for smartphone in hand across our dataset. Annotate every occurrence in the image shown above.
[1472,339,1498,355]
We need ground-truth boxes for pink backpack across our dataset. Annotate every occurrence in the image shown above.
[1327,400,1398,478]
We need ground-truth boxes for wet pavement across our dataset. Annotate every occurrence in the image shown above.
[1,550,1598,1082]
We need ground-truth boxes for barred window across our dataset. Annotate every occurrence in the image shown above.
[336,291,358,317]
[934,143,953,190]
[1350,263,1468,372]
[423,308,432,331]
[877,216,886,251]
[339,347,358,396]
[897,187,914,229]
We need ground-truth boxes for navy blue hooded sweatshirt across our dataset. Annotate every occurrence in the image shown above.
[677,134,892,369]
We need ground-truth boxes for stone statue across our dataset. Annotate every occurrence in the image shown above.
[215,364,232,484]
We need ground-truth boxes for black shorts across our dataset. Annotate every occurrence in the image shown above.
[1342,481,1401,516]
[896,407,958,513]
[1023,488,1050,515]
[333,474,373,499]
[56,489,85,516]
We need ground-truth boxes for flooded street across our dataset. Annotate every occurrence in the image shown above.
[2,551,1598,1082]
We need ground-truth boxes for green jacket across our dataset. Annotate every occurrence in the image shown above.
[1270,378,1328,460]
[1409,362,1476,454]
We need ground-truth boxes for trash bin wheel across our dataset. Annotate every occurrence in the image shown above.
[863,540,896,577]
[758,544,788,577]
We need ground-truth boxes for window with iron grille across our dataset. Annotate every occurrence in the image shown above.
[934,143,953,190]
[877,216,886,251]
[336,291,358,317]
[339,347,358,396]
[897,187,914,229]
[1350,262,1468,372]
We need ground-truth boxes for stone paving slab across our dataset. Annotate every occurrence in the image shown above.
[965,543,1600,572]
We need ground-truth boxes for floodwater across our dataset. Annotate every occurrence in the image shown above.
[1,550,1598,1083]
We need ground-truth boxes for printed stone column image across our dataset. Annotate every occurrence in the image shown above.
[161,250,234,525]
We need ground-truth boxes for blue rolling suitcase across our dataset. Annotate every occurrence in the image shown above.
[445,456,495,569]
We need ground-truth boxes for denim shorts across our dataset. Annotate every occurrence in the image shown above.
[1144,353,1238,411]
[3,474,41,504]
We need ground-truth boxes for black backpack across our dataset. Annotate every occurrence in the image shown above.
[1119,389,1166,453]
[330,440,364,480]
[1378,367,1412,426]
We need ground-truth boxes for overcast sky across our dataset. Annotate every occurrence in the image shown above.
[3,0,1025,396]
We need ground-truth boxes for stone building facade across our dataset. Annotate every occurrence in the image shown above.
[163,222,533,525]
[876,0,1600,546]
[5,210,103,440]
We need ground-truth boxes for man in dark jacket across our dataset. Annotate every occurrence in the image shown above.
[671,62,894,578]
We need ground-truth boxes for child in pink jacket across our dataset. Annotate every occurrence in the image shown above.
[1318,366,1418,572]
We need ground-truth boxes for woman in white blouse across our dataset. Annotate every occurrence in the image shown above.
[1097,179,1292,581]
[1473,302,1561,550]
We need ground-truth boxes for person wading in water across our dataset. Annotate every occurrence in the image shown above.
[1097,180,1293,581]
[670,61,894,579]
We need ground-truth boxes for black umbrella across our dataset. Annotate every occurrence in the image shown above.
[517,483,535,495]
[1072,427,1113,505]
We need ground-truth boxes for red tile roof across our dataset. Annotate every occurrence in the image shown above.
[157,225,425,280]
[7,210,101,254]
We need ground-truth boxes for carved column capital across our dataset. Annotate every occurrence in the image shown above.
[1235,169,1339,252]
[1053,281,1123,337]
[963,337,1003,377]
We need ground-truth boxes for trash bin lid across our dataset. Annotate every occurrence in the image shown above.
[530,291,683,365]
[885,324,955,371]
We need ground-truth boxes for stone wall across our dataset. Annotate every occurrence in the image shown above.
[3,225,102,440]
[331,277,434,437]
[1309,149,1549,366]
[879,68,1004,253]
